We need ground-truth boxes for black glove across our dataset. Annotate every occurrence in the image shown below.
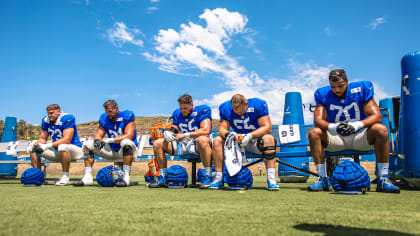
[94,139,106,150]
[336,123,355,136]
[33,145,44,154]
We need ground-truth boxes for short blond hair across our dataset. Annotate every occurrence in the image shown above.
[46,104,60,111]
[231,94,247,109]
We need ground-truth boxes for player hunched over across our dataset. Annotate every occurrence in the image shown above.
[210,94,280,191]
[307,69,399,193]
[74,100,138,187]
[30,104,84,186]
[148,94,213,189]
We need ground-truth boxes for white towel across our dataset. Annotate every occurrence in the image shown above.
[224,133,245,176]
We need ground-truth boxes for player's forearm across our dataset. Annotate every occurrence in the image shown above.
[250,125,272,138]
[314,119,330,130]
[112,133,134,143]
[182,128,210,139]
[53,137,72,147]
[361,114,382,128]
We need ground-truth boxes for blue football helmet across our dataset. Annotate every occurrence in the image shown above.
[331,161,370,193]
[21,168,45,186]
[167,165,188,189]
[96,165,124,187]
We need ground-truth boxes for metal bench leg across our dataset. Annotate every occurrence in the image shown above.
[353,155,360,164]
[188,159,200,188]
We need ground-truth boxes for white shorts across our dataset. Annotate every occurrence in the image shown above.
[326,128,374,152]
[174,135,213,155]
[41,144,84,161]
[243,138,263,154]
[84,139,138,160]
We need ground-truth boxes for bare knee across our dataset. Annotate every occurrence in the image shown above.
[370,123,389,138]
[153,138,164,151]
[212,136,223,151]
[309,128,323,142]
[262,134,275,146]
[196,136,210,149]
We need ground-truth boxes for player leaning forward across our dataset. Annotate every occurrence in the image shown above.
[210,94,280,191]
[74,100,138,187]
[308,69,399,193]
[149,94,213,189]
[30,104,83,186]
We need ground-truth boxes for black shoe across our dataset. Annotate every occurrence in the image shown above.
[148,182,168,188]
[73,181,85,187]
[115,181,128,187]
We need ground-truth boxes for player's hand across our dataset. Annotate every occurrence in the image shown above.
[94,139,106,150]
[239,133,253,148]
[104,138,114,144]
[163,131,176,142]
[348,121,364,133]
[336,123,355,136]
[225,131,238,140]
[327,123,340,135]
[34,143,52,153]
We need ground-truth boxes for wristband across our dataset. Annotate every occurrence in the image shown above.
[184,133,190,138]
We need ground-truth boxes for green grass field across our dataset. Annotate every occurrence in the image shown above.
[0,176,419,236]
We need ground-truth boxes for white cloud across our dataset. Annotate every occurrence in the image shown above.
[324,26,331,36]
[283,24,292,30]
[106,22,143,48]
[145,8,389,124]
[118,50,132,55]
[147,6,159,13]
[368,17,386,30]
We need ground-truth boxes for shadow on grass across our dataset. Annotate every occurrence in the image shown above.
[294,223,415,236]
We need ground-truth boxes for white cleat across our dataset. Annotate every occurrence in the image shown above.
[55,175,70,186]
[73,175,94,186]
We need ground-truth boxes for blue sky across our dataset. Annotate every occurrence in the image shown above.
[0,0,419,125]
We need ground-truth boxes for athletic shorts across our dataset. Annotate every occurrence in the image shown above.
[326,128,374,152]
[41,144,83,161]
[84,139,138,160]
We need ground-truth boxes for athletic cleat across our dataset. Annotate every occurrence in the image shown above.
[376,175,400,193]
[267,181,280,191]
[199,174,212,189]
[148,175,168,188]
[115,180,128,187]
[208,179,224,190]
[307,177,332,191]
[55,175,70,186]
[228,185,246,191]
[73,175,94,186]
[115,175,130,187]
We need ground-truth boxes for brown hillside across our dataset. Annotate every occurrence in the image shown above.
[77,116,220,138]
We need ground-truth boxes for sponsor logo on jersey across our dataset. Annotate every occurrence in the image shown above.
[192,112,197,116]
[351,87,361,94]
[247,107,254,112]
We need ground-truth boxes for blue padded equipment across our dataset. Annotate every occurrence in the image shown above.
[96,165,123,187]
[167,165,188,189]
[224,166,253,190]
[21,167,45,186]
[331,161,370,193]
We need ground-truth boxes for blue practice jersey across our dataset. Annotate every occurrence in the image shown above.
[315,81,374,123]
[41,113,82,148]
[219,98,269,134]
[99,110,138,152]
[172,105,212,133]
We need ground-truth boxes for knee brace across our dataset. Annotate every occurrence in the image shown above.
[257,138,277,160]
[122,145,134,156]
